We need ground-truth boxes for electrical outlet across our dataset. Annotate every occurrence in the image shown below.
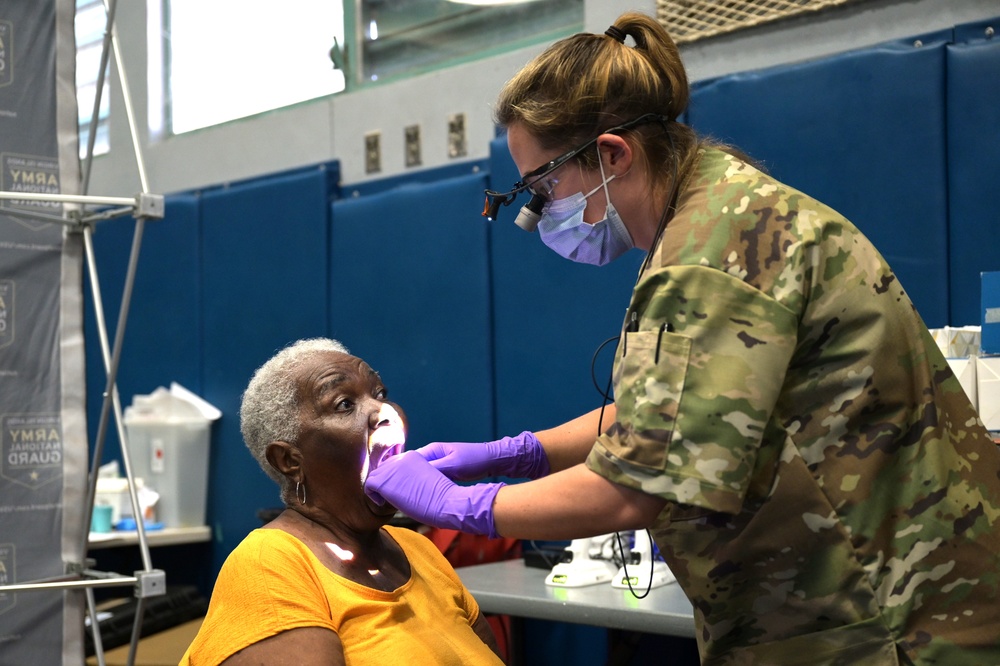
[365,131,381,174]
[447,113,467,159]
[405,124,421,167]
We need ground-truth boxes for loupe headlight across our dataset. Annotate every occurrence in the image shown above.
[513,193,546,232]
[482,189,517,222]
[483,186,545,232]
[483,177,547,229]
[483,113,671,227]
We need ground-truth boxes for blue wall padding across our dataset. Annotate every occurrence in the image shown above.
[199,167,332,576]
[488,136,644,436]
[330,172,495,448]
[688,32,952,328]
[78,21,1000,624]
[946,19,1000,326]
[84,194,202,461]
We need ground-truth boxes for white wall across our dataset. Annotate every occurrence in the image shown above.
[87,0,997,197]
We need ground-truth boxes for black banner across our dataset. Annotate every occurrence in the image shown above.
[0,0,86,663]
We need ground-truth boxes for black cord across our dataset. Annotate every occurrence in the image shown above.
[590,335,621,403]
[591,533,624,566]
[638,123,681,278]
[528,539,563,568]
[590,122,680,599]
[614,531,656,599]
[587,128,682,600]
[593,334,658,600]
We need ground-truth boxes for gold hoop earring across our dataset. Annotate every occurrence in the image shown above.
[295,480,307,506]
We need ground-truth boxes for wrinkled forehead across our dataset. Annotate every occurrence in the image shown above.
[294,351,379,397]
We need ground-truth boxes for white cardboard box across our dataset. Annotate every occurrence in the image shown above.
[930,326,981,358]
[947,357,978,410]
[975,356,1000,431]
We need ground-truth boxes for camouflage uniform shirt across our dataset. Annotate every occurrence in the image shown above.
[586,147,1000,665]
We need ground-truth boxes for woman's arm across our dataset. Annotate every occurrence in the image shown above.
[471,613,503,660]
[365,431,668,542]
[221,627,344,666]
[535,404,617,473]
[492,462,665,540]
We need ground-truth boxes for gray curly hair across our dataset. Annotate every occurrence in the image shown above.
[240,338,349,498]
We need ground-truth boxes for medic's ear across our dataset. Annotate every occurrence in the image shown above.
[597,134,633,174]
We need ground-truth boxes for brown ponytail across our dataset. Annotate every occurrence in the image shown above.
[494,12,702,198]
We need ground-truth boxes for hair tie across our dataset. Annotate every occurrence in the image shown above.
[605,26,626,44]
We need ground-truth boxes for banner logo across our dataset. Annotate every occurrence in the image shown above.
[1,414,62,489]
[0,21,12,88]
[0,153,61,230]
[0,543,14,615]
[0,280,13,349]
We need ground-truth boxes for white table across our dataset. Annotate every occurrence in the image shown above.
[87,525,211,549]
[455,559,696,638]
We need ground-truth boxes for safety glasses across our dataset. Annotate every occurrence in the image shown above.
[482,113,669,221]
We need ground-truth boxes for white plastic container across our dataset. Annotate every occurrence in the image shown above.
[95,476,144,525]
[123,383,220,528]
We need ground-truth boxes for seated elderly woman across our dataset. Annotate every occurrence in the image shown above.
[180,338,503,665]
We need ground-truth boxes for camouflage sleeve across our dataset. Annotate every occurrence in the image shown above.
[587,263,799,514]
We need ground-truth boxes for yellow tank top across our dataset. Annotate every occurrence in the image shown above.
[179,525,501,665]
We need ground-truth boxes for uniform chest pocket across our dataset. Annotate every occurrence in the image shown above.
[609,328,692,472]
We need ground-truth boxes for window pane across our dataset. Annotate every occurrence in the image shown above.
[167,0,346,135]
[75,0,110,158]
[360,0,583,83]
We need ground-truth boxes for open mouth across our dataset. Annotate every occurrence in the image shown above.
[362,404,406,489]
[372,441,405,468]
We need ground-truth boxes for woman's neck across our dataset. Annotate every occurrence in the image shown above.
[275,508,410,590]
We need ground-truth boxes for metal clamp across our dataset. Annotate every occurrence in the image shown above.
[134,569,167,599]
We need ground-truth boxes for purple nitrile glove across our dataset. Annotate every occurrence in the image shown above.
[415,431,550,481]
[364,450,505,538]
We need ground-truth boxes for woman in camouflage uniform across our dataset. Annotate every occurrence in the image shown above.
[366,11,1000,665]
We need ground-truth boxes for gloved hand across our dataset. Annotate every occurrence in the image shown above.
[415,431,550,481]
[364,450,505,538]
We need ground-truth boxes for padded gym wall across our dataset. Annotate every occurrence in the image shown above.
[486,132,622,661]
[488,135,645,438]
[82,195,211,593]
[84,195,202,463]
[199,166,334,578]
[946,18,1000,327]
[77,16,1000,610]
[687,31,952,329]
[330,169,494,450]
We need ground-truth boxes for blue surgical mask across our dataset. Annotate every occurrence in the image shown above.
[536,152,634,266]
